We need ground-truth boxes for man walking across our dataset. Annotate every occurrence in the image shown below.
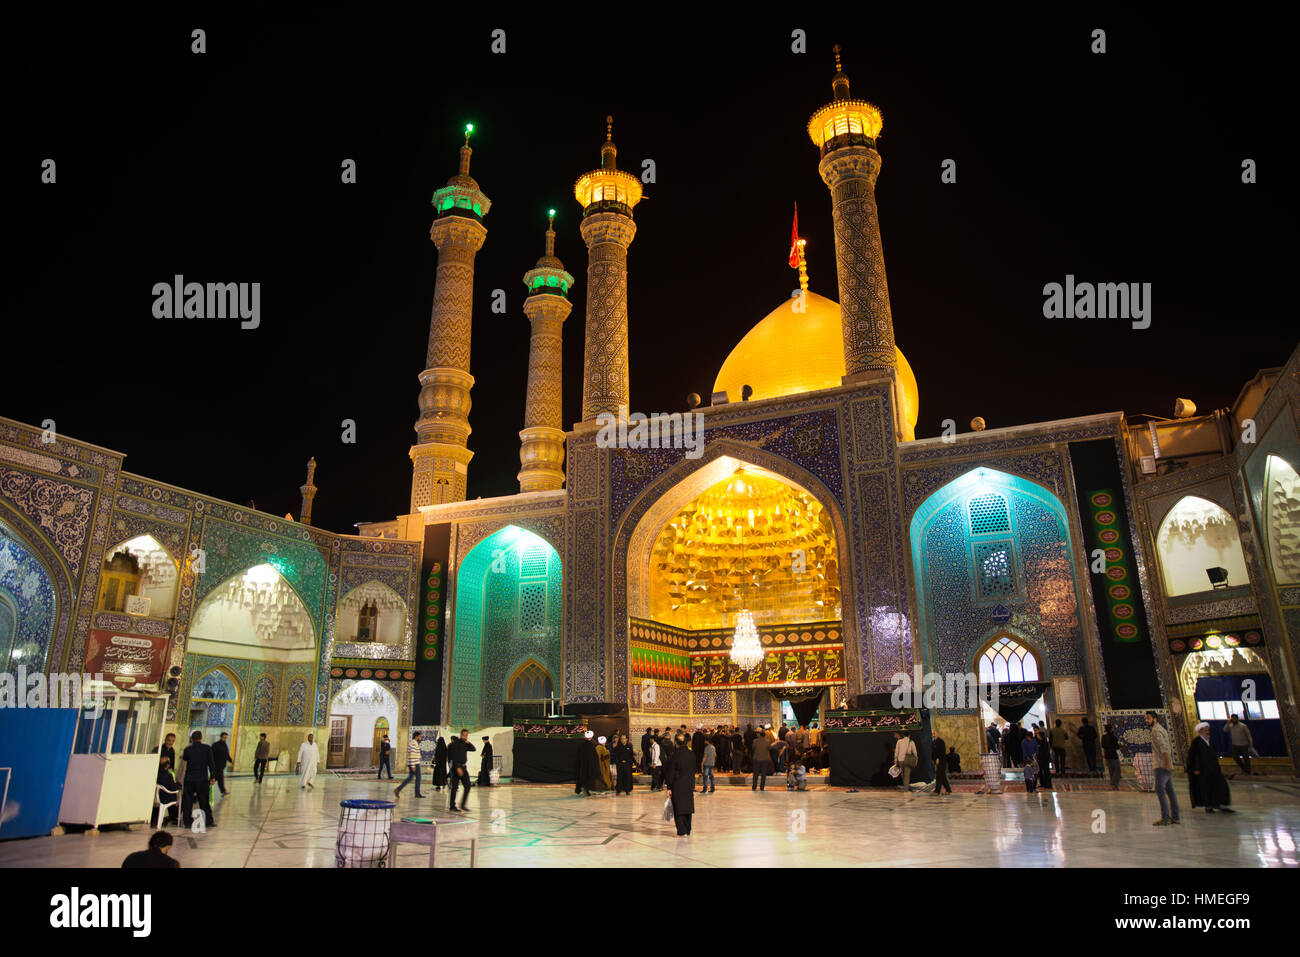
[377,733,393,779]
[180,731,216,829]
[641,727,654,773]
[297,733,320,789]
[894,731,918,790]
[1225,714,1254,776]
[393,730,424,799]
[1146,710,1181,826]
[447,728,476,812]
[253,733,271,784]
[932,729,952,796]
[211,732,233,795]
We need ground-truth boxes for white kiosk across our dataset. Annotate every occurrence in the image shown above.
[59,685,170,829]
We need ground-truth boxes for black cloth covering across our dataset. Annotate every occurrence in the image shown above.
[573,737,600,793]
[1186,735,1231,808]
[477,742,494,785]
[825,701,933,788]
[432,738,448,787]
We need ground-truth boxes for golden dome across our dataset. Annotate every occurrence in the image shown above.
[712,290,919,429]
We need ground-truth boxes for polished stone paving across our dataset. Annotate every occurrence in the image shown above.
[2,773,1298,867]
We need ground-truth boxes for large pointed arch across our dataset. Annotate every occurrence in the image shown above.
[611,438,858,705]
[908,467,1084,679]
[189,562,317,652]
[448,525,562,727]
[0,512,67,674]
[1264,454,1300,585]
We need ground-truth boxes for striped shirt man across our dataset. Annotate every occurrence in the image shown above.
[407,739,422,768]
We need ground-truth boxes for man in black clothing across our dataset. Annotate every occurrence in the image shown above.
[122,830,181,868]
[477,736,494,786]
[447,728,476,811]
[932,731,952,796]
[211,732,233,795]
[1076,717,1100,775]
[377,734,393,779]
[180,731,216,828]
[692,726,707,771]
[640,728,653,772]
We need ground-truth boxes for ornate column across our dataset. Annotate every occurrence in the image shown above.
[410,127,490,510]
[575,116,642,422]
[808,47,896,378]
[519,213,575,492]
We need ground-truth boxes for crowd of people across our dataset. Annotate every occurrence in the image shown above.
[984,716,1121,787]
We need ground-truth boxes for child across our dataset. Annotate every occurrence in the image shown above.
[786,762,797,791]
[794,761,808,792]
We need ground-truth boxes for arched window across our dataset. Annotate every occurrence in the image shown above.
[508,660,554,702]
[977,634,1041,684]
[1155,495,1249,596]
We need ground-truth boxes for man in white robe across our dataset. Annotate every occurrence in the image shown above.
[297,733,320,789]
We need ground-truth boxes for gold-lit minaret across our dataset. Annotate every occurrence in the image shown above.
[574,116,642,422]
[808,46,896,380]
[518,211,575,492]
[410,126,491,510]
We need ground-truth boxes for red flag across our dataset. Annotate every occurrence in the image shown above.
[788,203,800,269]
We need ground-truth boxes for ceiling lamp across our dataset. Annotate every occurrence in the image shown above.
[730,609,764,671]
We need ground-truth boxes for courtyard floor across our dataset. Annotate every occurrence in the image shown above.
[3,772,1298,867]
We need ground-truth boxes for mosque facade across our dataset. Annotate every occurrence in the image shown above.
[2,57,1298,776]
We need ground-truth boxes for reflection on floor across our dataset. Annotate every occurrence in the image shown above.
[1,774,1297,868]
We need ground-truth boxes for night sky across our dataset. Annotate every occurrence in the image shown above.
[7,14,1292,533]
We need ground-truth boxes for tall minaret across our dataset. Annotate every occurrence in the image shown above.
[518,211,575,492]
[298,457,317,526]
[574,116,642,422]
[808,46,896,380]
[409,125,491,511]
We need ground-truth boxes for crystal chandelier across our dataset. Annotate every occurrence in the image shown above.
[730,608,763,671]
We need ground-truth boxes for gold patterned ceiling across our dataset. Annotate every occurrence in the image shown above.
[647,470,840,630]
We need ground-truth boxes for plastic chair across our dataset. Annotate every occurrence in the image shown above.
[154,784,179,828]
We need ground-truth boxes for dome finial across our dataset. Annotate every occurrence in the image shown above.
[600,115,618,171]
[831,45,851,100]
[545,208,556,258]
[459,123,475,176]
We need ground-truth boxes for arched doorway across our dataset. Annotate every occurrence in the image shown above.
[189,666,241,756]
[1179,646,1288,759]
[327,679,399,768]
[622,454,850,729]
[449,526,562,728]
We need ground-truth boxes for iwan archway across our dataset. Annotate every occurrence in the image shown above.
[618,449,854,729]
[448,525,562,728]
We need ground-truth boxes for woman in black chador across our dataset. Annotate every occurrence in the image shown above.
[432,736,449,792]
[664,733,696,836]
[1186,721,1234,813]
[612,733,636,795]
